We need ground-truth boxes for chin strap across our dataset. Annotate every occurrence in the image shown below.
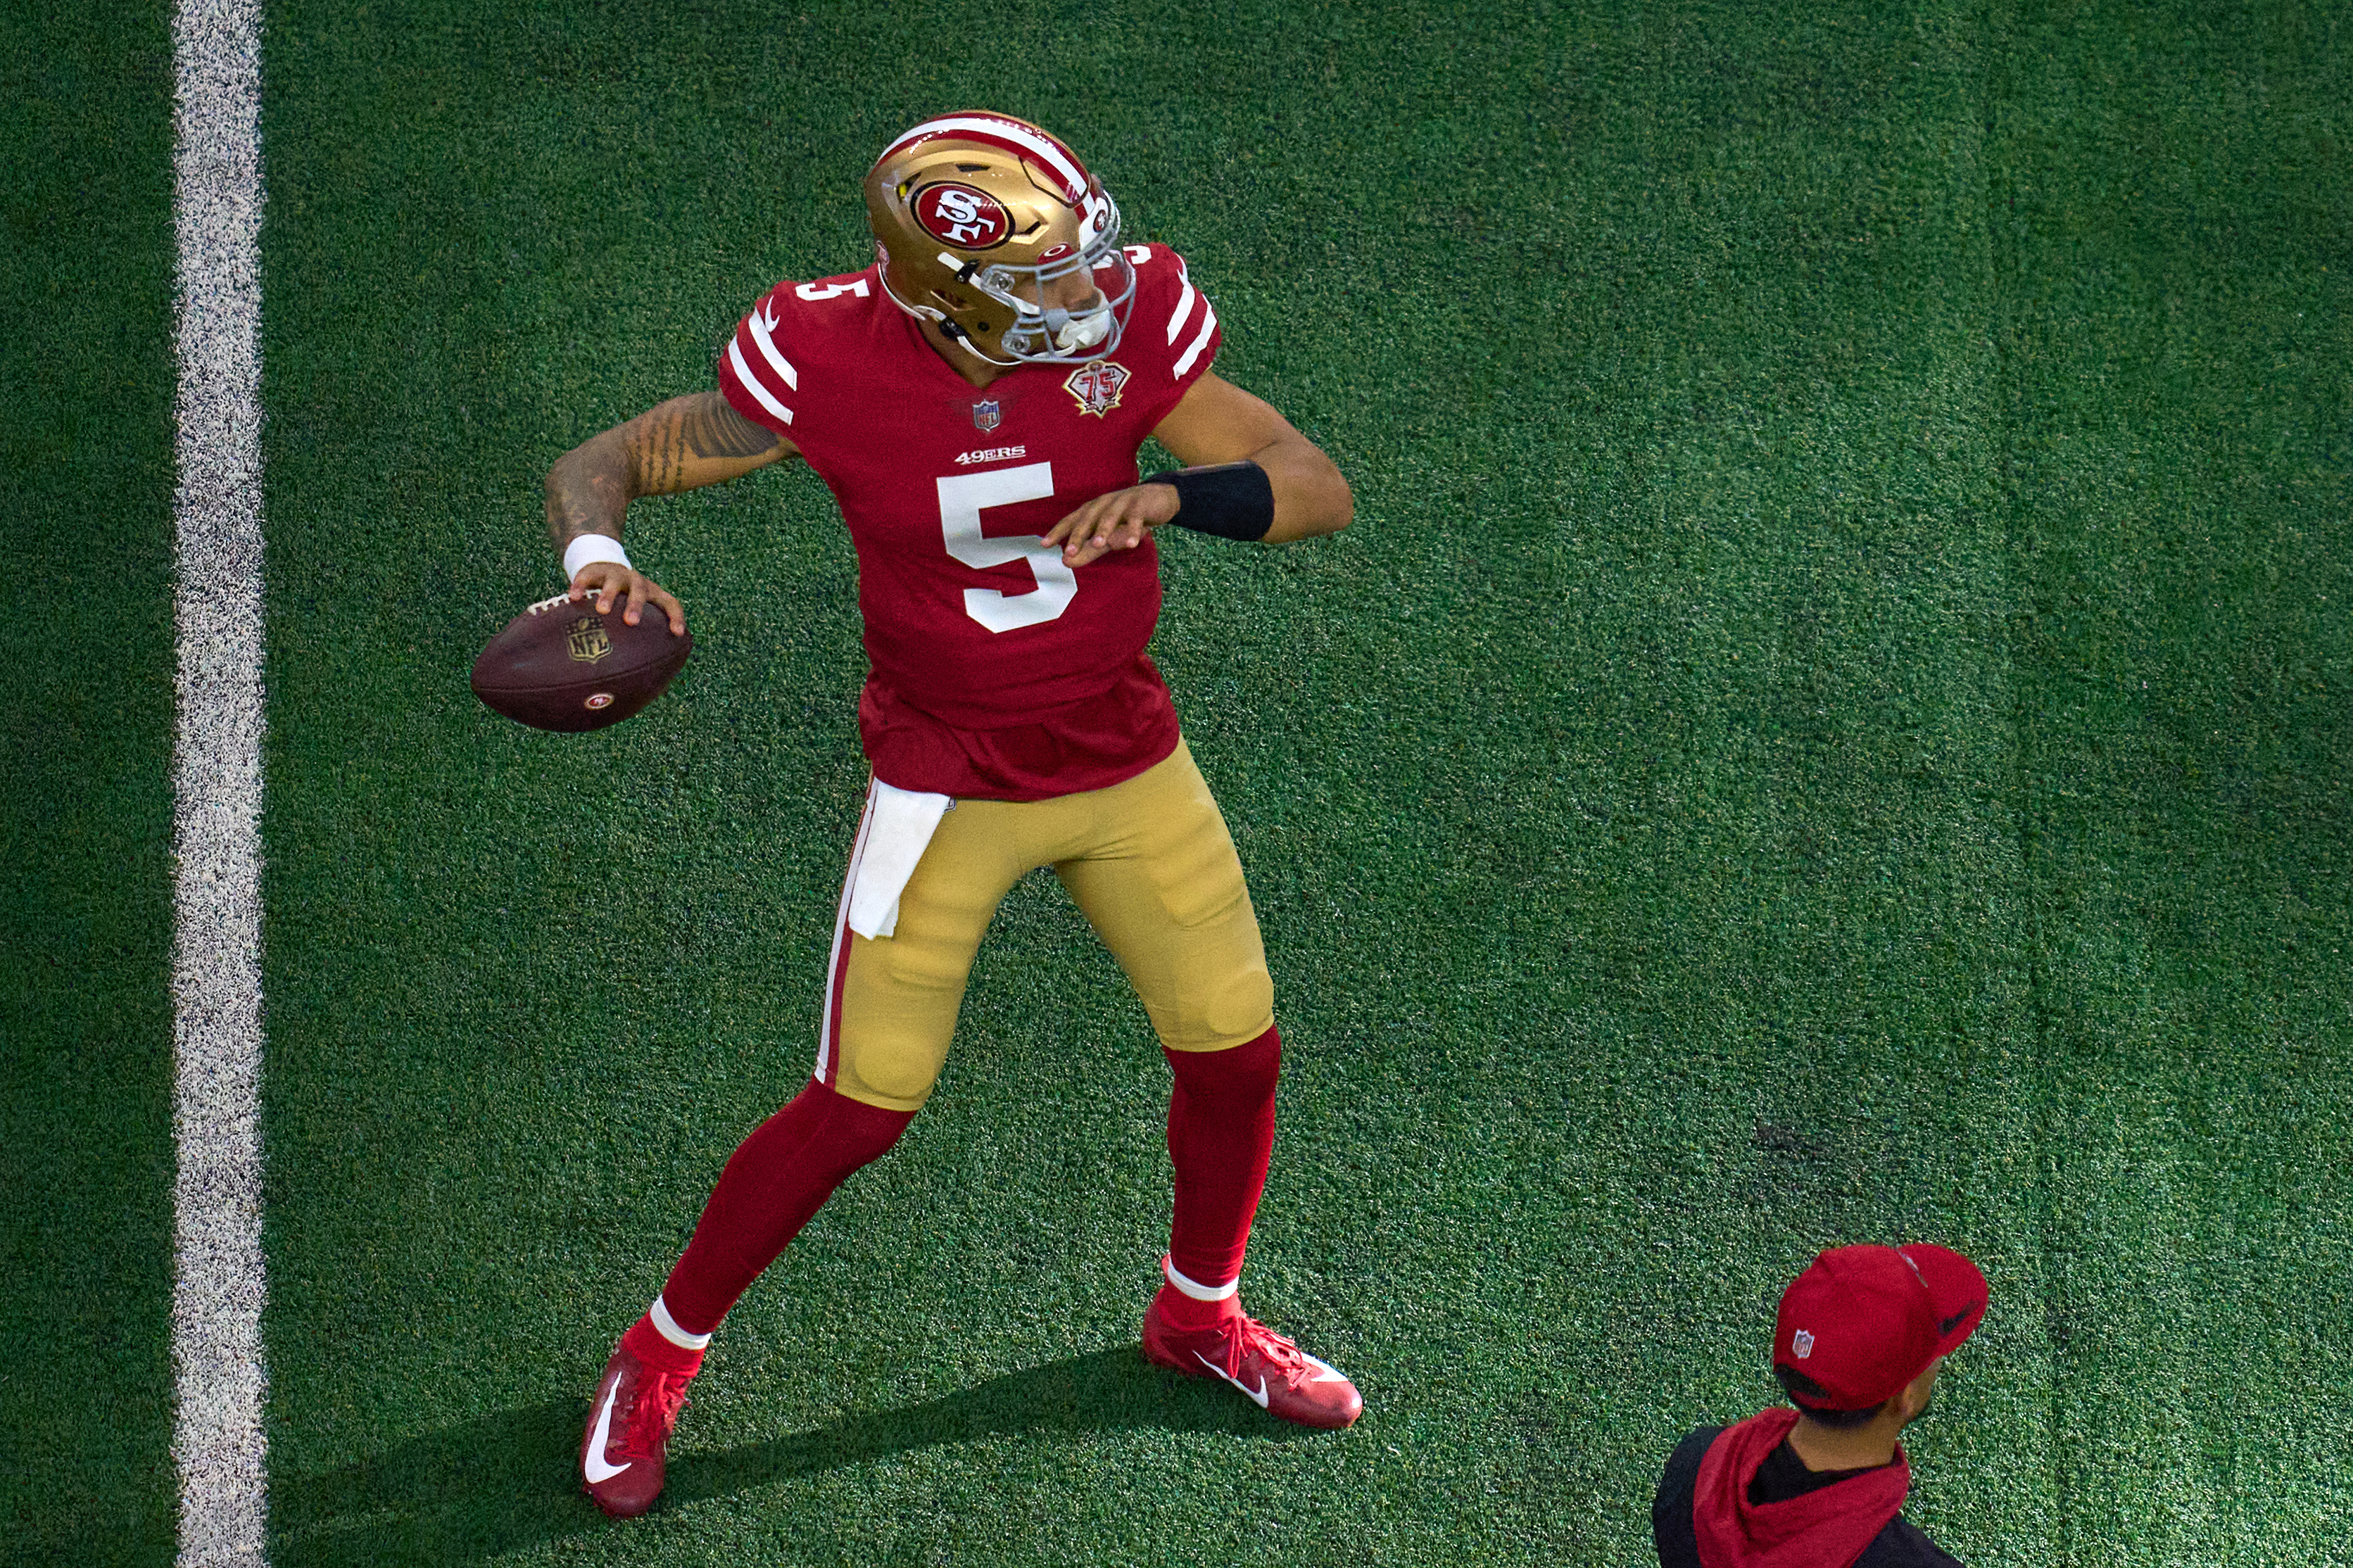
[878,253,1115,366]
[940,320,1019,366]
[878,261,1021,366]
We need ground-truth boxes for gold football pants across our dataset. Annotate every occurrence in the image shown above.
[816,739,1276,1112]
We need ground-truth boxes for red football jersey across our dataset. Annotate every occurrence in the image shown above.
[717,245,1223,799]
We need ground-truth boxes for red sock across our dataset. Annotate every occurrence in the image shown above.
[658,1077,915,1335]
[1159,1025,1280,1329]
[619,1313,705,1379]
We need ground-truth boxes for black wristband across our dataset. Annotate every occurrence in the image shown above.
[1144,461,1275,541]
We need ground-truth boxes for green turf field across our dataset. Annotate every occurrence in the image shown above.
[6,1,2349,1562]
[2,6,181,1560]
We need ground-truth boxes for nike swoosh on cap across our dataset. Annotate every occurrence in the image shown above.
[583,1380,632,1483]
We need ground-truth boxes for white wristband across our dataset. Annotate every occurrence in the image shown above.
[562,533,632,582]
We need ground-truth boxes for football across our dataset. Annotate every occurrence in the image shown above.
[470,591,693,733]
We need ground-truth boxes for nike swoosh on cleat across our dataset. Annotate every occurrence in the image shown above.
[1194,1351,1270,1408]
[583,1380,632,1484]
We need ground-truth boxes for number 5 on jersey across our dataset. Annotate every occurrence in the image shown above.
[937,462,1077,632]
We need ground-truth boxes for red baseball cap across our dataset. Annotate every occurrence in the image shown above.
[1772,1244,1988,1411]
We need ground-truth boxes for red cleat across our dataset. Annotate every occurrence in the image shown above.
[579,1343,691,1518]
[1142,1283,1364,1430]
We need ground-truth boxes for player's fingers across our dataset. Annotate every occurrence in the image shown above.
[650,583,687,636]
[1061,495,1136,561]
[1042,501,1101,548]
[1049,500,1111,550]
[617,572,648,626]
[1107,500,1159,554]
[1087,498,1135,545]
[1066,518,1116,567]
[1100,498,1154,551]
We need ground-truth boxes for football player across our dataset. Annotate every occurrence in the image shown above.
[545,112,1359,1519]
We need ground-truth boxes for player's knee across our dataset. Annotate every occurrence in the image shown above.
[815,1080,921,1163]
[840,1039,946,1109]
[1169,1022,1282,1094]
[1154,963,1273,1051]
[1212,966,1275,1042]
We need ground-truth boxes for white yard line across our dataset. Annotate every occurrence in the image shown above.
[170,1,270,1563]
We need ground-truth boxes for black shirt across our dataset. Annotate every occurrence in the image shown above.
[1653,1426,1962,1568]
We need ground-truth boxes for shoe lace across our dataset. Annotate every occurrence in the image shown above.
[1235,1317,1316,1389]
[617,1370,690,1460]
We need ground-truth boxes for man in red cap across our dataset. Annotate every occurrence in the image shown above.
[1652,1243,1989,1568]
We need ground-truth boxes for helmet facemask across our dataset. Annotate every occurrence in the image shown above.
[968,198,1135,362]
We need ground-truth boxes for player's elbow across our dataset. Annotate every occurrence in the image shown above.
[543,455,577,542]
[1323,465,1354,534]
[1301,452,1353,537]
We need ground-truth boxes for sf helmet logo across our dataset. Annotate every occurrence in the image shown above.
[913,183,1009,249]
[1792,1329,1816,1359]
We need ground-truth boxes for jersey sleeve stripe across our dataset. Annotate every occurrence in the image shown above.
[1166,267,1198,346]
[1173,301,1218,378]
[747,306,800,391]
[726,338,795,425]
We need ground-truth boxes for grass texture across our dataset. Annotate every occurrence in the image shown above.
[3,1,2346,1562]
[0,6,180,1562]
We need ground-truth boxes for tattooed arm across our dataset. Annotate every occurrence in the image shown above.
[543,391,794,633]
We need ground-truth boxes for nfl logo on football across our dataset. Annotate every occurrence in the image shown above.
[565,617,612,664]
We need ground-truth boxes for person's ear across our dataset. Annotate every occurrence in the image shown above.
[1899,1358,1943,1422]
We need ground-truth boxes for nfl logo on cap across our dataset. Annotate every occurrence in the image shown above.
[1792,1329,1815,1359]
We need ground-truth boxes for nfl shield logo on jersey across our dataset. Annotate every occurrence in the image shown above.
[1063,361,1129,417]
[971,399,1002,432]
[1792,1329,1815,1359]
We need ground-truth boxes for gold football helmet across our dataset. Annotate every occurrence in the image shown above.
[864,112,1136,366]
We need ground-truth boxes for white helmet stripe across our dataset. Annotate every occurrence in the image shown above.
[881,115,1088,200]
[726,338,795,424]
[1173,301,1217,377]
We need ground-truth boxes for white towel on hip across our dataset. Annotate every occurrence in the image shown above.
[846,779,954,940]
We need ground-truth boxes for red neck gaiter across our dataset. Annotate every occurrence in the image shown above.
[1691,1408,1910,1568]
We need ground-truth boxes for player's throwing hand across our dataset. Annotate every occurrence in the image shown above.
[568,562,687,636]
